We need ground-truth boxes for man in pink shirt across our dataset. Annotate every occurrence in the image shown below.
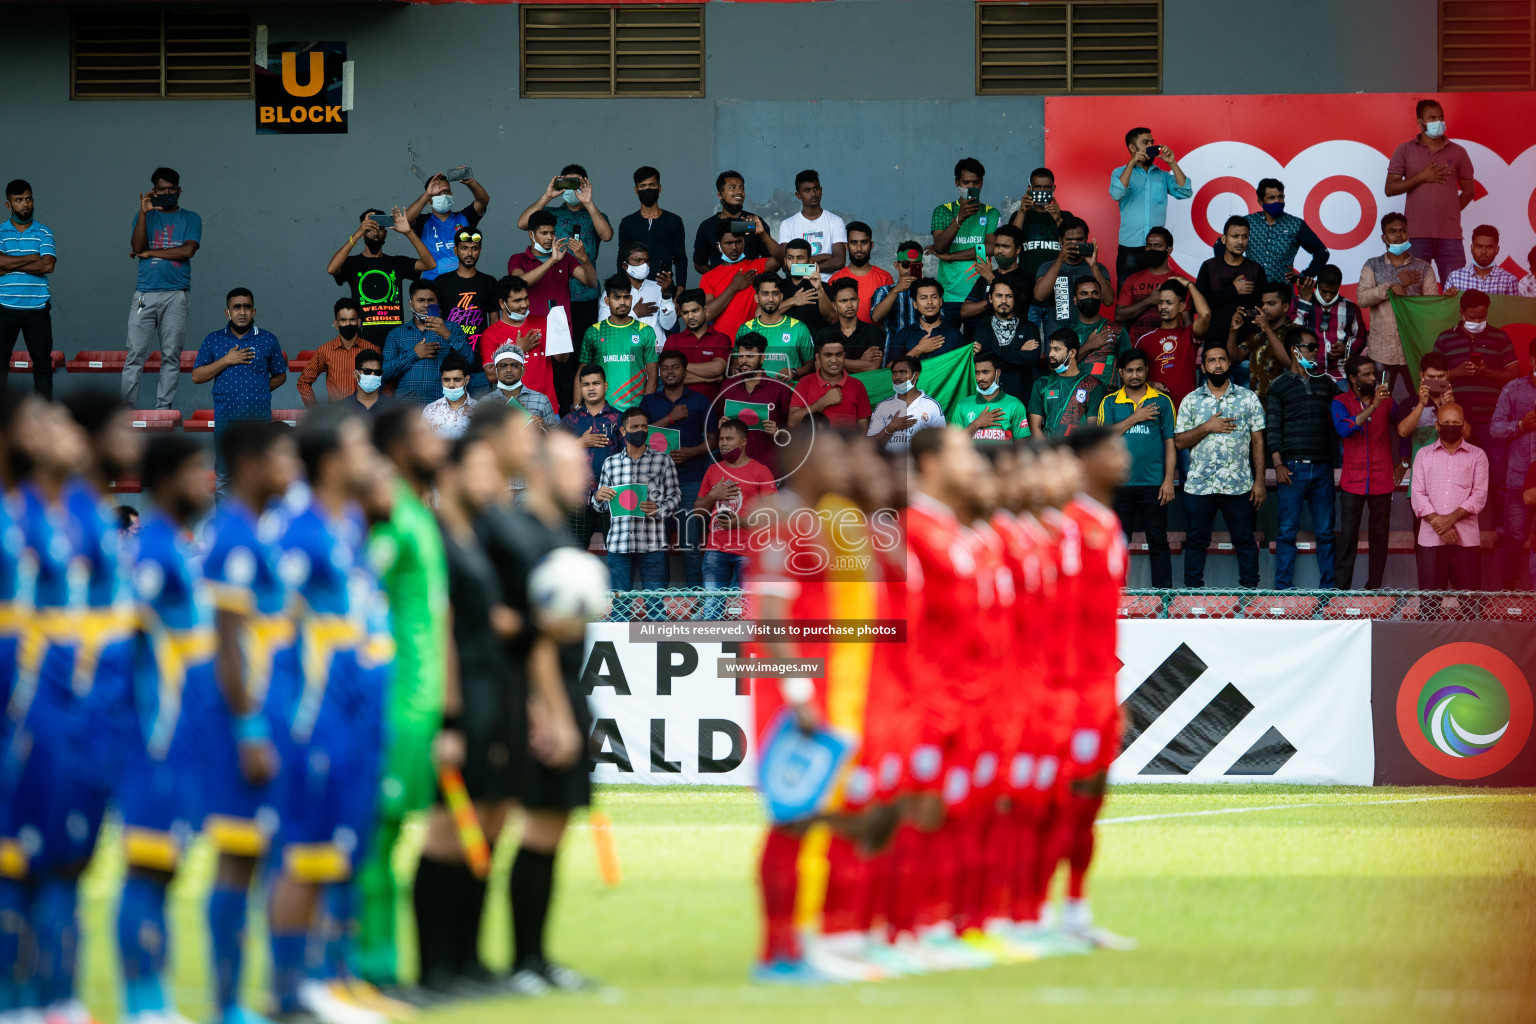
[1410,402,1488,590]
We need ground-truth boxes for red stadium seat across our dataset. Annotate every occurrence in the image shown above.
[185,409,216,432]
[1118,594,1163,618]
[1386,531,1417,554]
[8,352,65,372]
[108,476,142,494]
[144,352,197,372]
[1247,595,1319,620]
[128,410,181,432]
[67,350,127,373]
[1168,594,1241,619]
[272,409,306,426]
[1324,594,1397,620]
[288,350,316,373]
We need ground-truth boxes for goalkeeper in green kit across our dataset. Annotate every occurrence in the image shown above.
[355,405,453,991]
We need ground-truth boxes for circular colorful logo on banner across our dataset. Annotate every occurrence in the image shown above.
[1396,643,1533,780]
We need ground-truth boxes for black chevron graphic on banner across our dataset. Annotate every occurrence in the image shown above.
[1225,726,1298,775]
[1118,643,1209,749]
[1140,683,1255,775]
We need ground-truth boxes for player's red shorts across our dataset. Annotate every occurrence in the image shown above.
[1064,696,1122,779]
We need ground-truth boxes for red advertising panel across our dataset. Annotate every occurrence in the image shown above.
[1044,92,1536,289]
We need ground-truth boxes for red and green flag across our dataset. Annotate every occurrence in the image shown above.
[645,425,680,453]
[854,344,977,418]
[1391,294,1536,387]
[611,483,649,518]
[724,398,775,430]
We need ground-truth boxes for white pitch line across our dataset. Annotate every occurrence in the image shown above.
[1097,792,1493,825]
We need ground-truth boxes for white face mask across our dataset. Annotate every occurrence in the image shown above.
[893,379,915,395]
[356,372,381,394]
[628,262,650,281]
[442,385,466,402]
[978,380,1000,397]
[1423,120,1446,139]
[562,189,580,206]
[720,250,745,264]
[430,195,453,214]
[503,306,529,323]
[532,241,552,256]
[1463,319,1486,334]
[496,379,520,393]
[1315,290,1340,307]
[1472,255,1496,269]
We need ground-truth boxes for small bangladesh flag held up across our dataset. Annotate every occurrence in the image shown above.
[646,425,680,453]
[611,483,649,518]
[724,398,774,430]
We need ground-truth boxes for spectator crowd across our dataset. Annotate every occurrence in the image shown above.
[3,96,1534,593]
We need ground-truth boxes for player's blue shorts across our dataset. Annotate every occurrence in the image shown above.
[114,662,211,873]
[184,669,288,858]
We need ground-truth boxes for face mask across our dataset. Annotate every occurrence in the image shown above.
[496,379,520,393]
[1296,355,1317,372]
[1387,240,1412,256]
[430,195,453,214]
[1472,255,1496,269]
[1315,291,1340,307]
[637,188,660,207]
[720,250,745,264]
[1463,320,1486,334]
[1144,249,1168,268]
[356,373,382,394]
[1052,361,1070,375]
[893,379,915,395]
[562,189,580,207]
[978,381,1000,397]
[362,234,385,254]
[1077,297,1101,318]
[532,241,552,256]
[1438,424,1462,443]
[337,324,360,341]
[502,306,529,323]
[10,207,32,224]
[150,193,177,210]
[1424,120,1446,139]
[1261,202,1285,217]
[1356,379,1375,396]
[628,262,650,280]
[958,187,974,201]
[1206,370,1230,388]
[994,254,1016,270]
[442,385,466,402]
[625,429,648,448]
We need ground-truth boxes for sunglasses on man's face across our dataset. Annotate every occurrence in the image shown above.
[1296,342,1320,351]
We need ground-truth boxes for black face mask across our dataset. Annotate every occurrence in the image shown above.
[1206,370,1230,388]
[1438,424,1462,444]
[1144,249,1169,269]
[625,429,648,448]
[1077,297,1101,318]
[1355,379,1374,396]
[637,188,660,207]
[362,234,385,254]
[338,324,360,341]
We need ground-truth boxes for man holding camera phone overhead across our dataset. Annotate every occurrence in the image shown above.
[1110,127,1192,288]
[507,209,599,331]
[406,166,490,280]
[327,206,437,348]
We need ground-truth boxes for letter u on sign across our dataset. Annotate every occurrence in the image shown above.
[281,51,325,97]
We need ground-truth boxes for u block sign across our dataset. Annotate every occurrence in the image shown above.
[256,42,347,134]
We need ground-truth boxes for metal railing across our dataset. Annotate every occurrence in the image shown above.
[603,588,1536,623]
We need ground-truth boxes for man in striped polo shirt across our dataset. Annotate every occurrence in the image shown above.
[0,179,57,397]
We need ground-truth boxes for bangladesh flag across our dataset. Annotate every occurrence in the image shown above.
[724,398,775,430]
[1391,294,1536,388]
[646,425,680,453]
[854,344,977,419]
[611,483,649,518]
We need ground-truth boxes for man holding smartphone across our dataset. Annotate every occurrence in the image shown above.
[507,210,598,336]
[126,167,201,409]
[869,241,928,336]
[327,207,436,349]
[931,157,999,324]
[382,280,476,404]
[515,164,613,347]
[405,167,490,281]
[190,287,288,494]
[1110,128,1192,287]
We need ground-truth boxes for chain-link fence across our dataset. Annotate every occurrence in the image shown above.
[604,588,1536,622]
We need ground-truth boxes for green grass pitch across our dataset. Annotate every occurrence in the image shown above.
[77,785,1536,1024]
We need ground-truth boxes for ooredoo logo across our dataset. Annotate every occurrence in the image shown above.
[1395,643,1533,780]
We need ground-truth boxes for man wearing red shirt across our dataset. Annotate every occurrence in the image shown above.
[505,209,597,328]
[789,338,871,430]
[1046,426,1133,951]
[1135,278,1210,405]
[707,335,795,476]
[828,221,894,324]
[666,289,731,401]
[700,218,783,340]
[477,274,563,410]
[1114,227,1179,341]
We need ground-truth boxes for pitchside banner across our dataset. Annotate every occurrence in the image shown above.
[582,619,1376,786]
[1042,92,1536,289]
[1370,623,1536,786]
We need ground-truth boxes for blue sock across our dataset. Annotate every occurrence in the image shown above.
[269,932,307,1015]
[0,876,33,1011]
[207,885,248,1015]
[117,876,168,1015]
[321,885,356,981]
[34,876,79,1008]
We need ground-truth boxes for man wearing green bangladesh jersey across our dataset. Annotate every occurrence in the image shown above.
[1063,277,1133,391]
[931,157,1000,316]
[1028,328,1106,439]
[356,404,452,988]
[951,350,1030,444]
[577,273,657,410]
[735,275,813,381]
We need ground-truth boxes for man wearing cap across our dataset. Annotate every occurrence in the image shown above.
[488,340,559,429]
[870,240,928,337]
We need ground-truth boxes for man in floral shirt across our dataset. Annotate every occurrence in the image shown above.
[1174,341,1267,587]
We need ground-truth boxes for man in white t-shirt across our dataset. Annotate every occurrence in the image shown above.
[868,353,945,452]
[599,239,677,340]
[776,169,847,273]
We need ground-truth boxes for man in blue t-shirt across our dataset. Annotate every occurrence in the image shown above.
[638,349,715,586]
[405,167,490,280]
[191,288,288,494]
[0,179,58,397]
[126,167,202,409]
